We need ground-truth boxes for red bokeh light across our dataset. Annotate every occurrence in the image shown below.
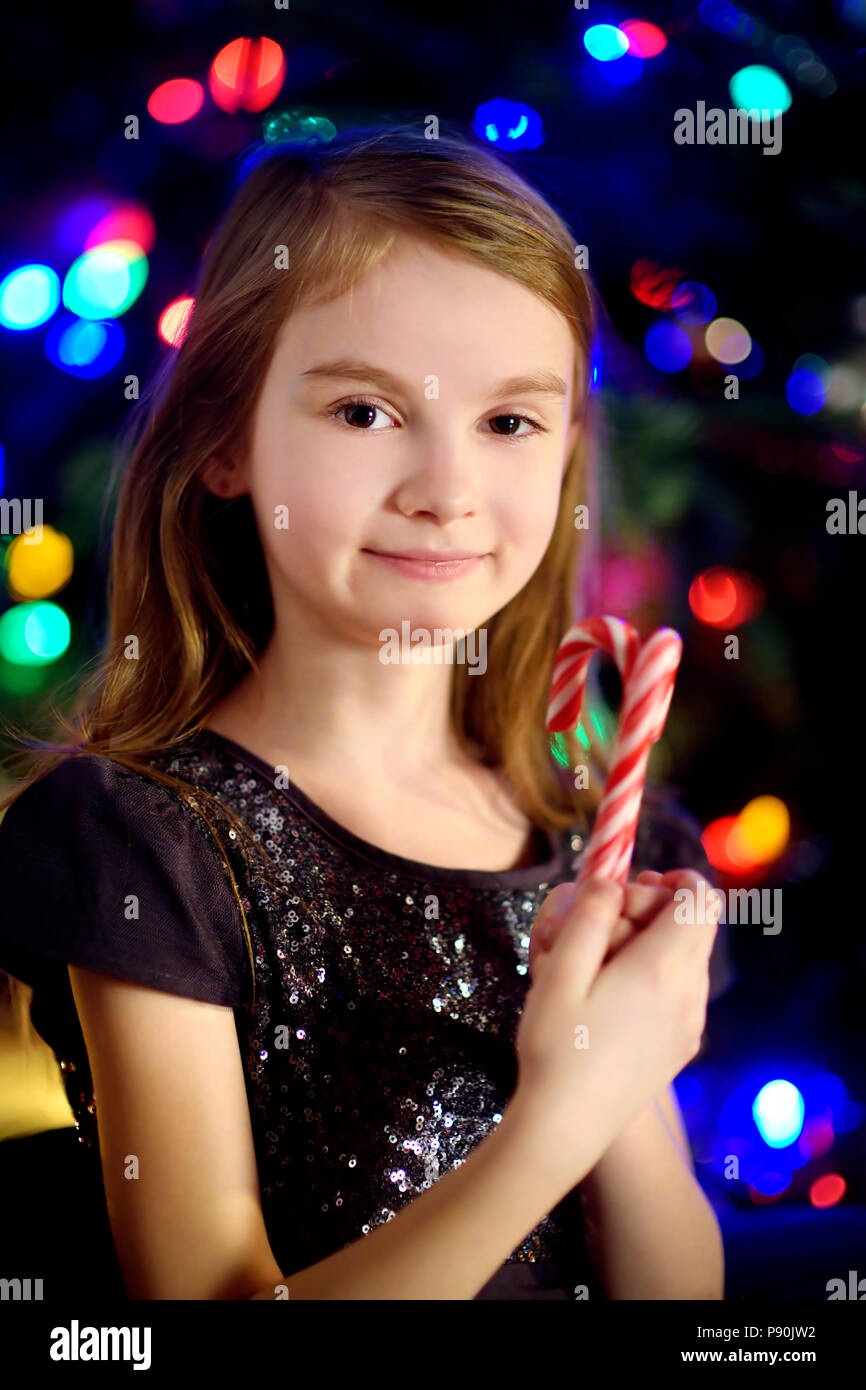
[688,567,764,628]
[809,1173,846,1209]
[620,20,668,58]
[630,259,687,310]
[147,78,205,125]
[209,37,285,114]
[701,815,762,874]
[85,205,157,256]
[158,295,195,348]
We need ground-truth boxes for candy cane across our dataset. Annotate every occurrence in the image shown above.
[546,615,683,885]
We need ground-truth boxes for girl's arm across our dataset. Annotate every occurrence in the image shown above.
[68,965,603,1301]
[577,1083,725,1300]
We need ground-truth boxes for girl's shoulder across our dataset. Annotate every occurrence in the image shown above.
[0,752,252,1007]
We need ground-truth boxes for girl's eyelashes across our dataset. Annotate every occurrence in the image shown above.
[326,396,549,443]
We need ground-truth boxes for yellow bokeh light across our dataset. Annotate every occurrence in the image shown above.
[6,526,74,600]
[729,794,790,863]
[705,316,752,365]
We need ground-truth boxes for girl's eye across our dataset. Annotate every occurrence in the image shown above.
[328,398,547,442]
[328,398,395,431]
[486,413,547,441]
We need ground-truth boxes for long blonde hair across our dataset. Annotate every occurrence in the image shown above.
[1,122,613,1029]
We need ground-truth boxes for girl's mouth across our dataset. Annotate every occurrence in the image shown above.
[363,551,488,581]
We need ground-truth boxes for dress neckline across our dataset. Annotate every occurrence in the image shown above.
[192,727,568,890]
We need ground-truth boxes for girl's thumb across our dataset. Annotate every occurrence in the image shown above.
[549,876,626,997]
[534,880,579,948]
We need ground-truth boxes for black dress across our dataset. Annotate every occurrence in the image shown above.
[0,728,730,1300]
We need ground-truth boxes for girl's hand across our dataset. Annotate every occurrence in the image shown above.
[512,871,721,1181]
[529,869,674,980]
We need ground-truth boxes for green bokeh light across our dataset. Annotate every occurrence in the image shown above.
[729,65,792,116]
[0,600,70,664]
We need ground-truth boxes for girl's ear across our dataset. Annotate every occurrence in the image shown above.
[199,454,248,499]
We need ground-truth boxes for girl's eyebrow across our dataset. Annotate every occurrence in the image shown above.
[299,358,568,401]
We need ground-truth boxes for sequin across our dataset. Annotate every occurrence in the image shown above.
[52,727,718,1296]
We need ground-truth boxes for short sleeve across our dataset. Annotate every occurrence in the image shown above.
[0,755,251,1007]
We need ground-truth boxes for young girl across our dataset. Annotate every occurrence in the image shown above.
[0,124,727,1301]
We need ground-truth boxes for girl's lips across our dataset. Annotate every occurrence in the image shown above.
[364,551,488,580]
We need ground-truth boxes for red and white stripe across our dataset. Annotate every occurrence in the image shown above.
[546,615,683,885]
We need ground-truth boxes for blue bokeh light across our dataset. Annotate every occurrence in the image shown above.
[734,340,764,379]
[645,320,693,372]
[45,314,125,378]
[473,98,544,150]
[699,0,742,34]
[597,52,645,85]
[786,368,825,414]
[671,281,717,326]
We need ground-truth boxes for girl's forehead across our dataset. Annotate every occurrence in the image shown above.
[275,250,578,355]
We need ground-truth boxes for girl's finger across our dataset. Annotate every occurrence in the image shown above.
[621,881,674,928]
[534,878,670,960]
[655,868,724,926]
[537,876,625,996]
[635,869,663,885]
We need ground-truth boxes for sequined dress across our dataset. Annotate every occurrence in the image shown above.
[0,729,728,1300]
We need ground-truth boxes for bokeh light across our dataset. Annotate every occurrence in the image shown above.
[158,295,195,348]
[753,1080,805,1148]
[688,567,764,626]
[45,315,125,378]
[147,78,205,124]
[209,37,285,114]
[62,242,148,319]
[729,795,791,863]
[0,601,71,665]
[734,341,765,379]
[584,25,630,60]
[597,53,644,86]
[809,1173,846,1209]
[699,0,741,34]
[630,259,685,309]
[729,64,792,115]
[748,1168,792,1198]
[0,265,60,331]
[84,204,156,255]
[798,1115,834,1161]
[645,320,692,372]
[706,317,752,364]
[786,369,825,415]
[473,98,544,150]
[5,526,74,600]
[620,19,667,58]
[671,281,717,325]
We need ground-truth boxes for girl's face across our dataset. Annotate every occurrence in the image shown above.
[205,235,582,648]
